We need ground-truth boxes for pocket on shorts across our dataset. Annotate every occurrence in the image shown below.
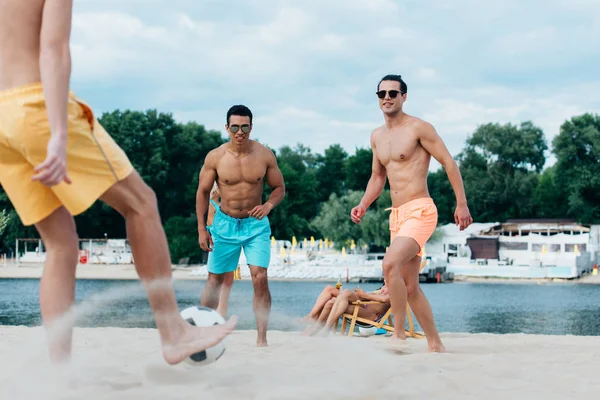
[71,96,95,129]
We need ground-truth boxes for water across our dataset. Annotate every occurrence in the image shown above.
[1,278,600,335]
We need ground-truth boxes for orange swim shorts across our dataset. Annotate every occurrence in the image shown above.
[0,82,134,226]
[387,197,438,258]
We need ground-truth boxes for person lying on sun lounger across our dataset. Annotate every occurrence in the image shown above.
[304,283,390,336]
[301,284,342,325]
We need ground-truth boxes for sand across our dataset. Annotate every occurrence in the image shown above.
[1,326,599,400]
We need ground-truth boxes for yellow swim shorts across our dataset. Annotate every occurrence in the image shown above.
[0,82,134,226]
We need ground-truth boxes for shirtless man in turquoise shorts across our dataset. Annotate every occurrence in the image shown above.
[196,105,286,347]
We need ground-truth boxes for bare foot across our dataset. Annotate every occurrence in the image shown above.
[257,340,268,347]
[162,316,237,365]
[428,342,446,353]
[307,323,325,336]
[301,323,315,336]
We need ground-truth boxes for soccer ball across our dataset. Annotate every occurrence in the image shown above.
[180,306,227,366]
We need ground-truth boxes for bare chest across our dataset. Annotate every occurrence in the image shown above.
[216,154,266,185]
[375,131,420,166]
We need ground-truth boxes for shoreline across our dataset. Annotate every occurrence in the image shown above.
[0,263,339,282]
[2,262,599,284]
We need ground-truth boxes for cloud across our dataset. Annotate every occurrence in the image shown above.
[68,0,599,175]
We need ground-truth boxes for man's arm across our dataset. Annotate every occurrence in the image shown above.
[40,0,73,138]
[359,130,386,209]
[32,0,74,186]
[196,151,218,233]
[263,149,286,210]
[418,121,473,229]
[358,291,390,304]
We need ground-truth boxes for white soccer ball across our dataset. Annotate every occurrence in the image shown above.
[180,306,227,366]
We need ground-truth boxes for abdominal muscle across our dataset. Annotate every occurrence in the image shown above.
[385,157,431,207]
[217,183,264,219]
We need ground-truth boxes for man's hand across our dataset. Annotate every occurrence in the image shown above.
[248,203,273,220]
[454,203,473,231]
[354,287,368,299]
[350,204,366,224]
[199,229,214,252]
[32,135,71,187]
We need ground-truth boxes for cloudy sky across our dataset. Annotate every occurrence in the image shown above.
[71,0,599,170]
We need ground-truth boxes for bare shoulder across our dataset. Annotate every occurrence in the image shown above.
[407,115,438,138]
[253,141,277,164]
[370,125,385,145]
[205,145,227,167]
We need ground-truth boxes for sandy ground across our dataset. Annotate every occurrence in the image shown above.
[1,326,599,400]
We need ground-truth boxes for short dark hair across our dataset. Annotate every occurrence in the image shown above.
[377,74,407,94]
[226,105,253,125]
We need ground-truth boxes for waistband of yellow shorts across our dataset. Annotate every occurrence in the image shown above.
[385,197,434,212]
[0,82,75,103]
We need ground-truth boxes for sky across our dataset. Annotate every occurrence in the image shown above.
[71,0,600,171]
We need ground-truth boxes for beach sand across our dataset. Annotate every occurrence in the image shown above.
[1,326,598,400]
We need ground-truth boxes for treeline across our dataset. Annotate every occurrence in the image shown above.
[1,111,598,262]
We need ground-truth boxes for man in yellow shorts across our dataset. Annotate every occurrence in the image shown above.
[350,74,473,353]
[0,0,235,364]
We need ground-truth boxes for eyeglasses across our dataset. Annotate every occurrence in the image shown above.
[376,90,405,99]
[229,124,251,134]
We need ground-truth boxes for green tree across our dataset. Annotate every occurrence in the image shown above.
[552,113,600,223]
[311,191,364,249]
[315,144,348,202]
[0,209,10,236]
[531,165,568,218]
[427,168,454,224]
[267,145,320,240]
[311,190,392,249]
[345,147,373,191]
[457,121,547,222]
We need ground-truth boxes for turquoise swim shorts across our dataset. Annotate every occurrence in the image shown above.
[206,200,271,274]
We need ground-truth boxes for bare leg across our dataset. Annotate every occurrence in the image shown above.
[201,272,225,310]
[319,290,360,334]
[382,237,420,343]
[35,207,79,363]
[302,298,335,336]
[100,171,236,365]
[216,272,234,318]
[303,285,339,320]
[249,266,271,347]
[402,256,446,352]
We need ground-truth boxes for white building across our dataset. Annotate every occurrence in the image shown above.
[427,219,597,279]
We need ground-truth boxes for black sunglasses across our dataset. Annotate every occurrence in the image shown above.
[229,124,251,134]
[376,90,405,99]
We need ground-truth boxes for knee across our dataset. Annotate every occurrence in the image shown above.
[324,298,335,310]
[222,273,234,288]
[340,289,353,298]
[251,268,269,290]
[207,273,225,287]
[406,282,420,297]
[382,259,398,277]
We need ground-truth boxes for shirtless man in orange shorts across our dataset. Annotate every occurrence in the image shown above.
[0,0,235,365]
[351,74,473,352]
